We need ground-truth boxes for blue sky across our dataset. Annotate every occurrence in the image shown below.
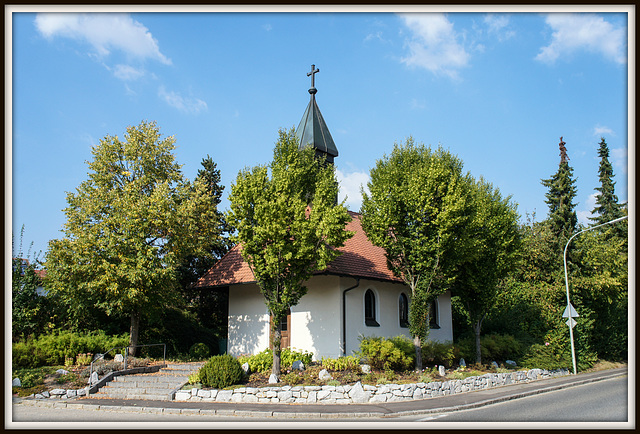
[8,7,632,259]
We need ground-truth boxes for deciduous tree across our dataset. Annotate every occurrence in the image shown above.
[45,121,225,355]
[227,128,352,378]
[449,178,521,364]
[360,138,475,370]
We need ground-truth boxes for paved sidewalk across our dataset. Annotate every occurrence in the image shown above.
[14,367,628,419]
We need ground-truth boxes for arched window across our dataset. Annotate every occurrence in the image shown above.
[399,293,409,328]
[429,298,440,329]
[364,289,379,327]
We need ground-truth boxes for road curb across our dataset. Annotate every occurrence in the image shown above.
[13,368,627,419]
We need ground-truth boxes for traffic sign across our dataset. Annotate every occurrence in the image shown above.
[562,303,579,318]
[566,317,577,329]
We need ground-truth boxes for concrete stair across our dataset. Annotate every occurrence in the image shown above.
[91,362,204,401]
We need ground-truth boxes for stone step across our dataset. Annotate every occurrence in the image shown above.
[90,362,205,401]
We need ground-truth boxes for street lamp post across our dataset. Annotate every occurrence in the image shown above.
[563,215,628,375]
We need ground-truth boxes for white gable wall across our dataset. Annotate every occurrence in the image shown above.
[226,276,453,360]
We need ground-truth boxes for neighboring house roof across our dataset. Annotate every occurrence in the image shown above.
[193,211,402,289]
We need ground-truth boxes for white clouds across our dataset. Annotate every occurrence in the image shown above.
[113,64,145,81]
[536,13,627,64]
[593,125,614,137]
[484,14,516,41]
[34,13,172,65]
[336,169,370,212]
[158,86,208,114]
[399,13,469,79]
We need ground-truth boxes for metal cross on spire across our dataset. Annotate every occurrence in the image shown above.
[307,64,319,95]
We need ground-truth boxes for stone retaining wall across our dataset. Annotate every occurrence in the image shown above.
[174,368,570,404]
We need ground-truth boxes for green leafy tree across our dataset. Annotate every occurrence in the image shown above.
[450,177,521,364]
[360,138,474,370]
[12,226,55,341]
[227,128,353,378]
[176,155,232,333]
[541,137,578,253]
[45,120,225,355]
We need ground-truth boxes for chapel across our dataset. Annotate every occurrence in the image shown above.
[194,65,453,359]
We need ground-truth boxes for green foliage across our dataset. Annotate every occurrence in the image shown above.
[228,128,352,375]
[281,348,314,369]
[541,139,578,251]
[356,336,414,371]
[449,177,521,364]
[12,226,58,340]
[238,349,274,374]
[520,342,571,371]
[455,334,523,364]
[187,371,201,385]
[12,330,129,368]
[590,137,625,227]
[321,356,361,371]
[360,138,476,367]
[421,340,457,368]
[45,120,227,351]
[139,306,219,359]
[199,354,244,389]
[237,348,313,374]
[189,343,211,360]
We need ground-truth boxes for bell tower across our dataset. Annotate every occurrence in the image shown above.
[295,64,339,165]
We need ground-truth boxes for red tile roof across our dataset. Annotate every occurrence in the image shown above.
[193,211,402,288]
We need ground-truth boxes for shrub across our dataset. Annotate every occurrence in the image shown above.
[455,334,523,365]
[238,348,314,374]
[189,343,210,360]
[238,349,273,374]
[321,356,361,371]
[422,340,456,368]
[199,354,244,389]
[281,348,313,369]
[12,330,129,368]
[356,336,413,371]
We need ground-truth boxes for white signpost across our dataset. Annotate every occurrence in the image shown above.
[563,215,627,375]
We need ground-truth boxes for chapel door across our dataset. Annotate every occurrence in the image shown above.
[270,309,291,349]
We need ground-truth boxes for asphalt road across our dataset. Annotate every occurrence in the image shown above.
[406,375,629,423]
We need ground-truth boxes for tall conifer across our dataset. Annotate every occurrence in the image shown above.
[590,137,624,226]
[541,137,578,253]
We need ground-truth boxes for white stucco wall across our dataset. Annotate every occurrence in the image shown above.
[227,283,270,357]
[226,278,454,360]
[290,275,342,360]
[343,282,453,356]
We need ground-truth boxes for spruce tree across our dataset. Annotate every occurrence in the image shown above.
[590,137,624,226]
[541,137,578,253]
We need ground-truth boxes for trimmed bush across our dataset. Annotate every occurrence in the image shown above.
[199,354,244,389]
[189,343,210,360]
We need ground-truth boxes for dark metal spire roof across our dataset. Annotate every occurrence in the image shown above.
[295,64,339,163]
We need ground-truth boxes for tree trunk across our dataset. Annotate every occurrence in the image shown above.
[129,310,140,357]
[474,319,482,365]
[414,335,423,371]
[272,327,282,378]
